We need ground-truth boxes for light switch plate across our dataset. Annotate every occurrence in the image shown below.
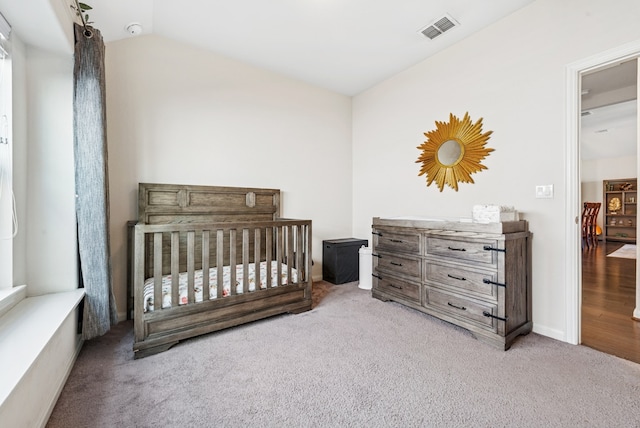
[536,184,553,199]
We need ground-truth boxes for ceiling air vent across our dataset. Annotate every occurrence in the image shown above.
[419,14,459,40]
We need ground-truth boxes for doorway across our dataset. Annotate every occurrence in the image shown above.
[566,43,640,359]
[580,61,639,363]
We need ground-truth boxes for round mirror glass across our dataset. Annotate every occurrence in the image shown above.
[437,139,462,166]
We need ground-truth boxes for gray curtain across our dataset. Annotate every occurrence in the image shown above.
[73,23,117,339]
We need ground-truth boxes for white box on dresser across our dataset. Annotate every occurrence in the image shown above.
[371,217,532,350]
[471,204,518,223]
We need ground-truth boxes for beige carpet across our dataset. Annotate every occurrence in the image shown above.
[47,282,640,427]
[607,244,637,259]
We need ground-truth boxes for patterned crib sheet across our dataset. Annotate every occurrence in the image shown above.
[143,261,296,312]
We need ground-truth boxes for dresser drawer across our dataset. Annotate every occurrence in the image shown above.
[374,274,421,303]
[374,229,421,255]
[426,236,498,266]
[425,261,499,302]
[375,251,421,279]
[424,286,498,332]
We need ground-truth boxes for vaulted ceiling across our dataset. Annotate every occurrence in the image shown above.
[83,0,536,95]
[0,0,636,161]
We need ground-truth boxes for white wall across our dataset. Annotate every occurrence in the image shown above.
[24,46,77,296]
[105,35,353,320]
[352,0,640,341]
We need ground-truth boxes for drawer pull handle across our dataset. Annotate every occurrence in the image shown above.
[483,278,506,288]
[483,311,508,322]
[389,283,403,290]
[390,239,404,243]
[372,231,383,237]
[448,274,466,281]
[447,246,466,252]
[390,261,403,266]
[447,302,466,311]
[483,245,506,253]
[372,273,382,280]
[372,253,381,258]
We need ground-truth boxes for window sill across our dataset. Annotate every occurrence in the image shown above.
[0,289,85,407]
[0,285,27,319]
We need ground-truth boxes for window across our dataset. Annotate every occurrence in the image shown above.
[0,11,13,289]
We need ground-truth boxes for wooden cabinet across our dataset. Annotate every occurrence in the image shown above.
[371,217,532,350]
[603,178,637,244]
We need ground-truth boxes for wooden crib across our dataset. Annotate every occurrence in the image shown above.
[131,183,312,358]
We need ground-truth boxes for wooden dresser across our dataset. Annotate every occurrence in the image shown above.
[371,217,532,350]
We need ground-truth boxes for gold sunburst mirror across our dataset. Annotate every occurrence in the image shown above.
[416,112,494,191]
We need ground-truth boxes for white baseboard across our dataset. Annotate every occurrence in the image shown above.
[532,323,567,343]
[117,310,128,323]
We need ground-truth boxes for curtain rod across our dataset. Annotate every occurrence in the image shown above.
[73,0,94,39]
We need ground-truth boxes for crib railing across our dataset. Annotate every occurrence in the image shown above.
[133,219,312,316]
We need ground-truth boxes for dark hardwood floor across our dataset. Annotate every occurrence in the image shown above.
[581,241,640,364]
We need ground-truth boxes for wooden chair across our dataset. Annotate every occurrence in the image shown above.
[582,202,601,249]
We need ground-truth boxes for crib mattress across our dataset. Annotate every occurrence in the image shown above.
[143,261,296,312]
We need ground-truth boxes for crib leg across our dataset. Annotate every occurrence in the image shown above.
[134,340,179,359]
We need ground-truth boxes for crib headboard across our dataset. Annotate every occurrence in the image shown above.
[138,183,281,225]
[136,183,286,278]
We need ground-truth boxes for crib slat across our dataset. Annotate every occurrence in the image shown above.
[202,230,210,302]
[171,231,180,308]
[254,228,261,291]
[296,225,303,284]
[242,228,250,293]
[229,228,236,296]
[304,224,311,282]
[276,226,283,286]
[153,232,163,311]
[133,226,146,341]
[187,231,195,304]
[266,227,273,288]
[217,229,224,298]
[287,225,294,285]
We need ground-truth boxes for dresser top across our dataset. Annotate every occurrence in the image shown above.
[372,216,528,234]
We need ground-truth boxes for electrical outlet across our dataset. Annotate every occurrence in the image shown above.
[535,185,553,199]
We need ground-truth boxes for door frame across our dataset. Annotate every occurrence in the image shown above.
[565,40,640,345]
